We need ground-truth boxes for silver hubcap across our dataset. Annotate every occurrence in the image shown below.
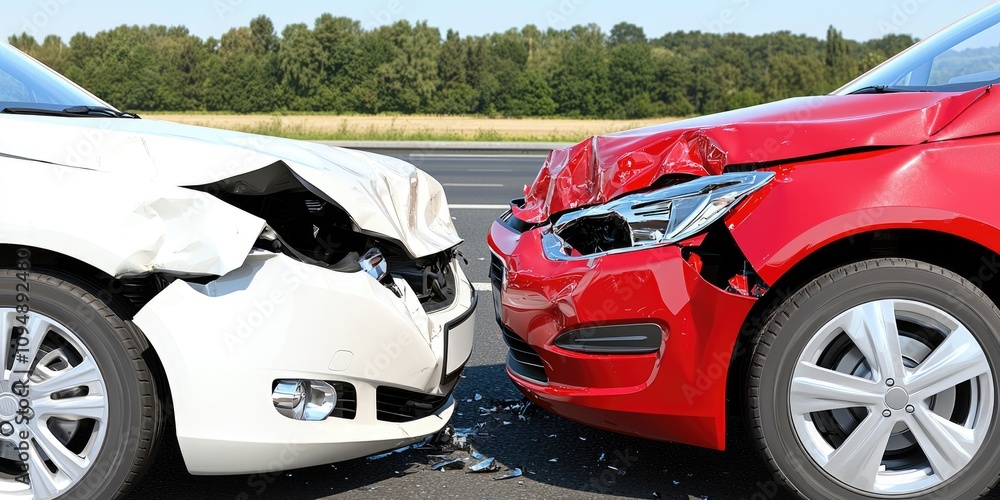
[790,299,994,495]
[0,309,108,498]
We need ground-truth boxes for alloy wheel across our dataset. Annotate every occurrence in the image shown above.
[789,299,993,494]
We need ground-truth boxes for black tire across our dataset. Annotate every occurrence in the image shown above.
[0,269,162,499]
[746,259,1000,499]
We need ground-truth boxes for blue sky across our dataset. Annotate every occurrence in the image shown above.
[3,0,996,42]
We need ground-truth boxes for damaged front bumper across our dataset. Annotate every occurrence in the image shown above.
[488,214,756,451]
[132,251,476,474]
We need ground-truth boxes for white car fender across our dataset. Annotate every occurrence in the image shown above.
[0,115,461,258]
[0,158,264,277]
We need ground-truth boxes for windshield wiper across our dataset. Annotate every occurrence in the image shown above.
[1,105,139,118]
[846,85,913,95]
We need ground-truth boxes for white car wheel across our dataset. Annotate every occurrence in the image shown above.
[0,270,162,499]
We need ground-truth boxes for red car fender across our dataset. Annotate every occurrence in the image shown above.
[726,136,1000,286]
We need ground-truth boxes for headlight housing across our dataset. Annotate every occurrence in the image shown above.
[549,171,774,256]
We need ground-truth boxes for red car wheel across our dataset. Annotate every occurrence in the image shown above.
[748,259,1000,499]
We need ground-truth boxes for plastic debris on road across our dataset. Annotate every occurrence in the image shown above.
[468,457,500,473]
[494,468,524,481]
[430,458,466,471]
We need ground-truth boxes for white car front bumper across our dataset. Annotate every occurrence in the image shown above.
[132,252,476,474]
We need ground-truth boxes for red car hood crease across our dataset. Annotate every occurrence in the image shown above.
[513,87,996,224]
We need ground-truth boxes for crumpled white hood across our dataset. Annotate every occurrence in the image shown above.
[0,115,460,258]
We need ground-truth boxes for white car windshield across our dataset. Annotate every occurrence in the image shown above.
[838,3,1000,94]
[0,42,114,113]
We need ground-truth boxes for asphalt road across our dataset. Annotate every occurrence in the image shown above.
[128,152,794,500]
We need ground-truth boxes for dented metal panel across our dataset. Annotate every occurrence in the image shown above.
[0,157,264,277]
[0,114,461,258]
[514,88,997,223]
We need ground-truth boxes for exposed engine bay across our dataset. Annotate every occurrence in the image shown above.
[195,163,459,312]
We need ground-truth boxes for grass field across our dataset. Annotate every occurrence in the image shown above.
[141,113,680,142]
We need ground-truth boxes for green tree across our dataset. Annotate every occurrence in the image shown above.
[551,24,611,117]
[279,23,324,109]
[6,15,922,117]
[609,22,647,47]
[608,43,656,117]
[826,26,854,87]
[202,25,285,112]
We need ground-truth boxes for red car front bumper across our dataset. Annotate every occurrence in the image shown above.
[488,217,757,450]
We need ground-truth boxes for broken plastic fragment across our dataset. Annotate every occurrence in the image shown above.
[436,425,456,444]
[468,457,500,473]
[367,445,412,461]
[474,394,483,401]
[430,458,466,471]
[395,463,424,476]
[412,436,438,451]
[495,468,523,481]
[548,458,558,463]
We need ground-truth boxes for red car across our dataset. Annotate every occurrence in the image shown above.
[490,4,1000,499]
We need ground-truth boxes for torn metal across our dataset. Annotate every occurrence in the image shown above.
[513,87,997,223]
[0,159,264,278]
[0,115,461,262]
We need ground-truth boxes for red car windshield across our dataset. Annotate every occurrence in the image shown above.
[838,3,1000,94]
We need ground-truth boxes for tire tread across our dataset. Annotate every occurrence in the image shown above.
[744,258,1000,500]
[0,270,162,499]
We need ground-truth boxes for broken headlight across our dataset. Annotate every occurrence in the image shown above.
[551,171,774,255]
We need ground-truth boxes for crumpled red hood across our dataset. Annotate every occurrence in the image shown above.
[514,87,995,223]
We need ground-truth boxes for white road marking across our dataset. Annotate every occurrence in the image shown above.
[443,183,504,188]
[449,204,509,210]
[472,282,493,291]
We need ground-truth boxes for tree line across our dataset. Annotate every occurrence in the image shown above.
[8,15,917,117]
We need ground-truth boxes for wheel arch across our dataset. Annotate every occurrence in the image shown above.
[763,228,1000,308]
[724,227,1000,436]
[0,244,173,420]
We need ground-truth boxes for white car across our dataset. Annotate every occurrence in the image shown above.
[0,41,476,498]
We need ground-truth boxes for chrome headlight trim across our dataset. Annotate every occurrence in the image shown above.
[545,171,775,260]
